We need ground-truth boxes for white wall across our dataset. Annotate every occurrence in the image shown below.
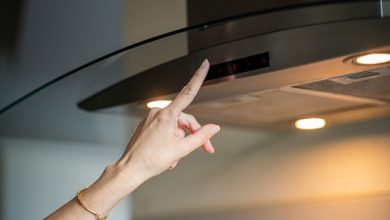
[0,0,125,110]
[0,1,189,219]
[132,117,390,219]
[0,137,132,220]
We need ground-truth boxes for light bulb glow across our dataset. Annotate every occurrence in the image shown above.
[146,100,172,109]
[295,118,326,130]
[355,53,390,65]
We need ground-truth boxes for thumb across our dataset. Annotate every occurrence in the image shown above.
[180,124,220,155]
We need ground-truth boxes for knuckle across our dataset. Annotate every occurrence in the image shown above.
[191,134,204,146]
[159,109,171,117]
[165,108,180,118]
[199,132,208,140]
[157,108,168,116]
[185,114,200,128]
[165,108,176,116]
[180,85,194,97]
[156,110,171,122]
[187,114,196,122]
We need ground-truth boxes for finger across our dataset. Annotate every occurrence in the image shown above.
[178,113,214,153]
[168,59,210,114]
[179,117,214,153]
[174,128,186,138]
[180,124,220,156]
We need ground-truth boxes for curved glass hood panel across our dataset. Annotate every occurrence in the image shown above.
[0,0,389,142]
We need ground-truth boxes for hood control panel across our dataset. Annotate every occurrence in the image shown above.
[206,52,270,81]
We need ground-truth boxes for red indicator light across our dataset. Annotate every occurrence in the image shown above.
[205,52,269,81]
[232,64,237,71]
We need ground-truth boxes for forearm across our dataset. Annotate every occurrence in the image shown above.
[44,198,93,220]
[45,163,146,220]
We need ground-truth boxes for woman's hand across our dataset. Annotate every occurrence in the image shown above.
[116,59,220,183]
[45,59,220,220]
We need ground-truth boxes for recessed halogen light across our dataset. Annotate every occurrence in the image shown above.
[146,100,172,109]
[295,118,326,130]
[355,53,390,65]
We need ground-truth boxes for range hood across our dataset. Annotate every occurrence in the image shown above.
[78,0,390,129]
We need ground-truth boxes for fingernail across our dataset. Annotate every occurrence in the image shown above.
[210,125,220,135]
[201,59,209,68]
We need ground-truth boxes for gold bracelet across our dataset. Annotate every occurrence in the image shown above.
[76,187,108,220]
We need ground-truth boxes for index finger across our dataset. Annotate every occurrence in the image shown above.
[168,59,210,114]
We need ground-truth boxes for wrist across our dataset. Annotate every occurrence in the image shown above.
[115,152,157,185]
[107,162,149,194]
[79,163,147,217]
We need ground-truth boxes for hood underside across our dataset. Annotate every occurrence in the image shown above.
[77,1,390,129]
[186,65,390,129]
